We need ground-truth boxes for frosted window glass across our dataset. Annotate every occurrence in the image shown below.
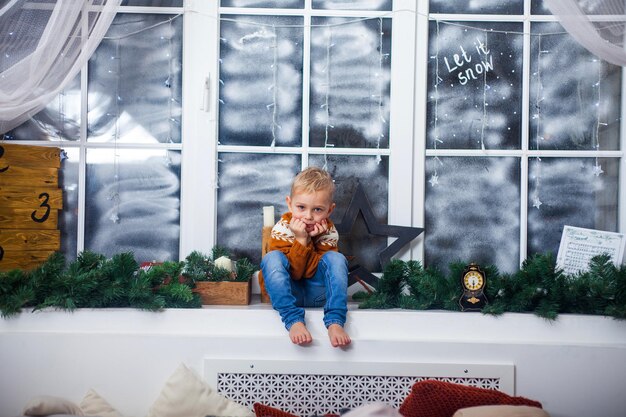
[88,14,183,144]
[219,15,303,147]
[531,0,550,14]
[426,21,523,150]
[424,156,521,274]
[529,23,621,151]
[429,0,522,14]
[84,149,181,262]
[310,17,391,149]
[59,148,79,261]
[527,157,619,257]
[217,153,300,264]
[530,0,624,15]
[309,154,389,273]
[122,0,182,5]
[220,0,304,7]
[312,0,391,11]
[3,76,81,142]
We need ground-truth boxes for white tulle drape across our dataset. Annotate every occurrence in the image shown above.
[546,0,626,67]
[0,0,121,134]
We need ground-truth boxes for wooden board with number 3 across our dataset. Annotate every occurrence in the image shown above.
[0,143,62,271]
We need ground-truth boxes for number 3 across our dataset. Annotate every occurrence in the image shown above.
[31,192,51,223]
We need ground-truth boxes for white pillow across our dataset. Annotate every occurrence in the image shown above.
[79,389,123,417]
[146,363,253,417]
[452,405,550,417]
[22,395,84,416]
[342,403,403,417]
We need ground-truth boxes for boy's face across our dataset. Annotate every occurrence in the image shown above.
[286,189,335,233]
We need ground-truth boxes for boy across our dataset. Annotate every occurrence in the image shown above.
[260,167,351,347]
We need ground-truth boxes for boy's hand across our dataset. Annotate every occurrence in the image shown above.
[289,217,310,245]
[308,219,328,238]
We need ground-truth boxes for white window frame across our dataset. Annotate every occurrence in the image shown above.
[180,0,419,262]
[412,1,626,267]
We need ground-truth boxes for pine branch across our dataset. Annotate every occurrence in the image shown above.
[234,258,256,282]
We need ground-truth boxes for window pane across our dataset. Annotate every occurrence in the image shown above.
[220,0,304,7]
[88,14,183,144]
[429,0,522,15]
[425,156,521,274]
[527,157,619,257]
[121,0,183,6]
[427,21,523,150]
[3,77,81,142]
[530,0,550,14]
[84,149,181,262]
[217,153,300,264]
[312,0,391,11]
[310,17,391,149]
[531,0,625,15]
[219,15,303,147]
[309,154,389,273]
[60,148,79,261]
[530,23,621,151]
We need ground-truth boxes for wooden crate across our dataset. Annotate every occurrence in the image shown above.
[194,281,251,305]
[0,143,62,272]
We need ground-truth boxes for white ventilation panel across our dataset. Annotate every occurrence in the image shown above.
[204,359,515,415]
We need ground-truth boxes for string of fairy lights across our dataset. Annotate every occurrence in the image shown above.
[102,17,180,223]
[425,20,611,218]
[593,57,606,177]
[107,38,121,224]
[375,17,388,164]
[531,34,546,210]
[321,25,333,170]
[103,10,608,219]
[5,9,612,220]
[269,24,279,150]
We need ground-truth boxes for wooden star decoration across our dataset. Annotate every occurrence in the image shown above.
[334,183,424,289]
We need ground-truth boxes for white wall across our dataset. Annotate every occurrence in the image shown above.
[1,306,626,417]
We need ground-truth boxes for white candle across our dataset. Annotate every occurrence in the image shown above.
[263,206,275,227]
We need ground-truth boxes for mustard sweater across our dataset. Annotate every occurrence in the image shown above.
[259,212,339,292]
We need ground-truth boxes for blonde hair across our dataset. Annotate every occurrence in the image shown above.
[291,167,335,198]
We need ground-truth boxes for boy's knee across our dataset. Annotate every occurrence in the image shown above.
[262,250,285,265]
[261,251,289,274]
[322,251,348,266]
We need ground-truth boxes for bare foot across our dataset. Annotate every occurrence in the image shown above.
[328,324,351,347]
[289,322,312,345]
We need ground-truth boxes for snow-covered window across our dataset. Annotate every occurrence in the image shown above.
[212,0,415,270]
[423,0,624,273]
[3,0,623,277]
[3,2,184,262]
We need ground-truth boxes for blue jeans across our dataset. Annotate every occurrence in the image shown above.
[260,250,348,330]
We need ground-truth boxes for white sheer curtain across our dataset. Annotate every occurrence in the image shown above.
[0,0,121,134]
[546,0,626,67]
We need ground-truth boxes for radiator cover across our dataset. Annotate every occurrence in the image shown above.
[204,359,515,415]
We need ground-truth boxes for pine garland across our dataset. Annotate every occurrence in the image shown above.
[0,248,257,318]
[183,247,256,283]
[356,253,626,321]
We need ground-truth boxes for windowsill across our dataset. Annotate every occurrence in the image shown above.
[2,300,625,349]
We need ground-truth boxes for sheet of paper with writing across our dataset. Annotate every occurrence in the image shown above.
[556,226,625,275]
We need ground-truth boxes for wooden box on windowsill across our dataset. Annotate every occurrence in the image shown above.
[194,280,251,305]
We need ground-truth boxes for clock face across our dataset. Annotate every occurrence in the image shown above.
[463,270,484,291]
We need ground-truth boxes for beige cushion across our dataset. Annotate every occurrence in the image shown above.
[146,363,254,417]
[453,405,550,417]
[79,389,123,417]
[22,395,84,416]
